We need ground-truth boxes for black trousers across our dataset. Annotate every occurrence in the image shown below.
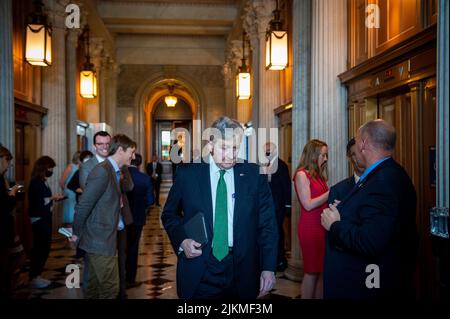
[276,208,287,265]
[152,179,161,205]
[29,216,52,280]
[125,224,143,283]
[0,247,11,297]
[117,229,127,299]
[192,251,238,299]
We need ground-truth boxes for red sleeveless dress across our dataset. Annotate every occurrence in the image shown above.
[294,168,328,273]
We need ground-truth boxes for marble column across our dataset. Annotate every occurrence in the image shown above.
[243,2,259,129]
[310,0,348,186]
[42,0,69,227]
[285,0,313,282]
[86,37,104,123]
[243,0,280,131]
[106,61,119,132]
[66,28,82,161]
[437,0,449,208]
[224,39,244,120]
[0,0,15,180]
[99,55,110,124]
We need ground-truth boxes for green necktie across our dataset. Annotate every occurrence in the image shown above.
[213,169,228,261]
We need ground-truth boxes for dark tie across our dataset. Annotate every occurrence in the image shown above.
[212,170,228,261]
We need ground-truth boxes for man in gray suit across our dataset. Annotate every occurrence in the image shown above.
[72,134,136,299]
[78,130,133,298]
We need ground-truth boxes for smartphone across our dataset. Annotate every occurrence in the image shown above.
[57,196,68,201]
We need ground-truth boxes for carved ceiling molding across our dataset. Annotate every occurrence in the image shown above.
[98,0,238,7]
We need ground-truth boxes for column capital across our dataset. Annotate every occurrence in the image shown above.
[225,39,246,71]
[242,0,274,50]
[44,0,70,29]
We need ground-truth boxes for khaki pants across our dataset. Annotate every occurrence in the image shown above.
[84,253,119,299]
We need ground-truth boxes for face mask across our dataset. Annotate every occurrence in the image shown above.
[45,170,53,178]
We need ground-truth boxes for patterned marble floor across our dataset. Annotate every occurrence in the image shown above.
[12,187,301,299]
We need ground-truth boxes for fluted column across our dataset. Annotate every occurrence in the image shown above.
[243,0,280,131]
[106,61,119,131]
[286,0,312,282]
[310,0,348,186]
[0,0,15,180]
[85,37,104,123]
[99,55,110,124]
[66,28,82,161]
[42,0,68,227]
[224,39,244,120]
[437,0,449,208]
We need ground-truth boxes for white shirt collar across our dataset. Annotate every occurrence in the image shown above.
[95,154,106,163]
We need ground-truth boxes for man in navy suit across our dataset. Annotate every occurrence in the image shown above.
[126,154,154,287]
[262,142,291,272]
[161,116,278,299]
[321,119,418,299]
[328,138,364,205]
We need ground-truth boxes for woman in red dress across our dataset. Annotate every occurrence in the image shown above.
[294,139,329,299]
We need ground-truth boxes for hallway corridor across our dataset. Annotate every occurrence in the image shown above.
[12,184,301,299]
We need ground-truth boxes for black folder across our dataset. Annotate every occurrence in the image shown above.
[183,212,208,247]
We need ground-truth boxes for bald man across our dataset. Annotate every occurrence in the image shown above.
[321,119,418,299]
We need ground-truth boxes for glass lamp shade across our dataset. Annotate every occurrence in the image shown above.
[265,30,288,70]
[25,24,52,66]
[80,69,97,98]
[236,72,251,100]
[165,95,177,107]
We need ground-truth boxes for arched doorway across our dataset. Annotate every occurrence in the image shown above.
[152,95,193,180]
[138,77,201,180]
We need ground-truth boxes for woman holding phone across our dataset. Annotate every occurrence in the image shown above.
[28,156,65,289]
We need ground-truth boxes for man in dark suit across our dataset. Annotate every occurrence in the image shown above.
[126,154,154,286]
[321,119,418,299]
[72,134,136,299]
[328,138,365,205]
[146,155,162,206]
[161,116,278,299]
[263,142,291,272]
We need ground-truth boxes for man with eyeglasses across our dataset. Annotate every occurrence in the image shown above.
[77,130,134,298]
[79,131,112,190]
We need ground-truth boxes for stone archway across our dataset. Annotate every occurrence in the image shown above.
[134,71,207,162]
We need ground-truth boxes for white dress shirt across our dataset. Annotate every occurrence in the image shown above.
[95,154,106,163]
[209,157,235,247]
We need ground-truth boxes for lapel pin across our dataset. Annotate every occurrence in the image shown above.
[240,173,245,176]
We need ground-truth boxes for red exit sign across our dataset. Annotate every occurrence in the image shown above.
[385,69,394,78]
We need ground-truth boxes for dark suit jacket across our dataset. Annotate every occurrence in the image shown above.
[73,160,123,256]
[126,166,154,226]
[146,162,163,183]
[324,158,418,299]
[267,158,291,221]
[328,175,356,205]
[161,161,278,299]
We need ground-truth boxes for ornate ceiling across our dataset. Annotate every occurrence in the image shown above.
[96,0,241,37]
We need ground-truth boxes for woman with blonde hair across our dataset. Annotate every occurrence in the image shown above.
[294,139,329,299]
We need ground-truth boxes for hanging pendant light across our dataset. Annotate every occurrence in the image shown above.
[165,85,177,107]
[80,26,97,99]
[265,0,288,70]
[25,0,52,66]
[236,32,251,100]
